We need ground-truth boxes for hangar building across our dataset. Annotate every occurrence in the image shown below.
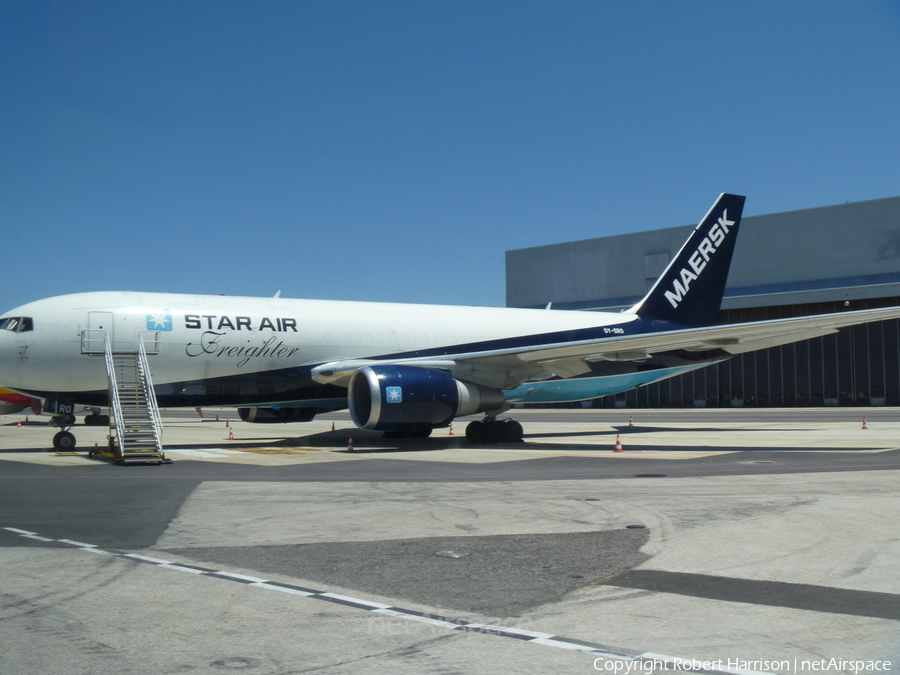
[505,196,900,407]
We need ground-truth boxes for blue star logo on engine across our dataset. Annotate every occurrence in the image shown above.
[146,312,173,331]
[386,386,402,403]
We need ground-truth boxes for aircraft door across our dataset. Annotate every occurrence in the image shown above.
[87,311,115,352]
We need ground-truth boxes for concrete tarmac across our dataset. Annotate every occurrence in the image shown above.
[0,408,898,675]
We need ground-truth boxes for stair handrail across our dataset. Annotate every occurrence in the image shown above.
[103,332,127,458]
[140,330,161,355]
[137,333,164,449]
[81,329,107,355]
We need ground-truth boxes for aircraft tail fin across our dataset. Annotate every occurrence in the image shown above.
[631,193,746,327]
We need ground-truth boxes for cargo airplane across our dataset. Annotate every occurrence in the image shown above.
[2,194,899,450]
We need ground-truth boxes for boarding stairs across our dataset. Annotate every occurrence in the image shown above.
[82,331,165,463]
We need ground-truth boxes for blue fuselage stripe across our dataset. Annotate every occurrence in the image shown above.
[365,317,683,362]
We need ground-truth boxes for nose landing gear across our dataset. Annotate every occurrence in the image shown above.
[47,407,111,450]
[52,429,77,450]
[50,412,77,450]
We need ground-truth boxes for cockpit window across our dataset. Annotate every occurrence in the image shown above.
[0,317,33,332]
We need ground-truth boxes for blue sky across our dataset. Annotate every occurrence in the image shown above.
[2,1,899,311]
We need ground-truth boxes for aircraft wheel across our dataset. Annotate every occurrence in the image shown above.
[84,414,96,426]
[465,420,482,443]
[98,415,110,426]
[412,428,433,438]
[502,420,524,443]
[53,431,76,450]
[467,420,495,443]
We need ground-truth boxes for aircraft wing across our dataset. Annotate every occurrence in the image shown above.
[519,305,900,361]
[312,305,900,390]
[452,305,900,385]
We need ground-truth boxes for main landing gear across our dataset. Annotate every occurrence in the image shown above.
[465,417,524,444]
[83,411,110,426]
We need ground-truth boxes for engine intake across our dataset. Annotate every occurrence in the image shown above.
[348,365,505,432]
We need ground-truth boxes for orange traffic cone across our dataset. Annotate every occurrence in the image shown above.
[216,413,219,421]
[331,422,335,433]
[347,436,354,453]
[17,419,22,429]
[862,417,868,430]
[226,419,230,428]
[228,429,234,441]
[449,423,454,436]
[614,433,623,452]
[629,416,634,427]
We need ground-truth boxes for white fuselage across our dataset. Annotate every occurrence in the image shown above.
[0,291,631,400]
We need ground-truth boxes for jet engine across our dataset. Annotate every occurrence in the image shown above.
[238,407,317,423]
[348,365,505,434]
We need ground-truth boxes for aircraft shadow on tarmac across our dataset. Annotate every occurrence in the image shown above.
[0,423,885,456]
[167,528,653,617]
[166,431,870,455]
[534,425,820,437]
[0,447,57,454]
[170,429,470,454]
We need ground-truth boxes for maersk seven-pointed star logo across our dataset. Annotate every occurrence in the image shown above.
[386,386,402,403]
[146,311,173,331]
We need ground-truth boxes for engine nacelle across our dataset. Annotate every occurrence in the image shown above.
[348,365,505,432]
[238,407,317,423]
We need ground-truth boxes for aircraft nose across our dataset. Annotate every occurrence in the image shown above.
[0,329,21,386]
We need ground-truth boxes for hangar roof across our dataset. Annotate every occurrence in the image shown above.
[505,195,900,311]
